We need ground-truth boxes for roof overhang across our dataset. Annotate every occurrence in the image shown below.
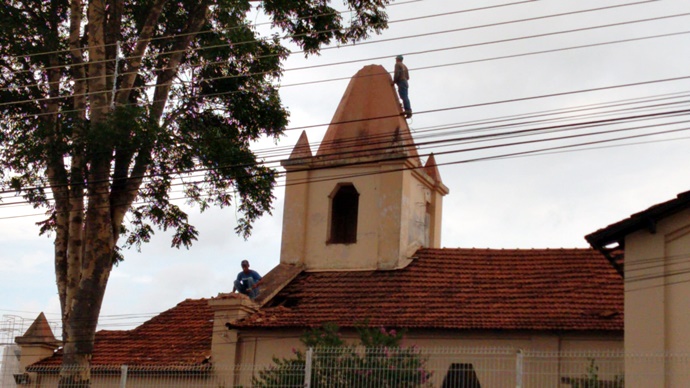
[585,189,690,277]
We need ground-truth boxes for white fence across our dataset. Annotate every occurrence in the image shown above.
[5,347,689,387]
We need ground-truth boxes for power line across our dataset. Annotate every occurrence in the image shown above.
[1,79,688,200]
[4,0,688,352]
[2,80,684,197]
[8,0,637,77]
[13,240,690,334]
[8,238,690,348]
[1,106,688,218]
[1,101,685,215]
[4,6,687,115]
[4,0,439,61]
[4,0,538,80]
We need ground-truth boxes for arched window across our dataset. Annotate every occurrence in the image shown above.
[328,183,359,244]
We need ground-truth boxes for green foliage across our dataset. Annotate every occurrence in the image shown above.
[570,359,624,388]
[0,0,392,250]
[0,0,394,376]
[253,323,433,388]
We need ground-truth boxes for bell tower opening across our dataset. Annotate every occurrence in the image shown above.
[328,183,359,244]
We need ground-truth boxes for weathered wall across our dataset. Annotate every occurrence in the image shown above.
[280,158,444,271]
[624,207,690,388]
[234,329,623,387]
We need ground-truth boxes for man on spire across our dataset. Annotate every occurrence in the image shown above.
[393,55,412,119]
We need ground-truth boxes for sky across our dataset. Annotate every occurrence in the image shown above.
[1,0,690,344]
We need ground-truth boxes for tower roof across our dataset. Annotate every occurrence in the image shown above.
[424,153,443,183]
[316,65,420,163]
[289,130,312,160]
[15,312,58,346]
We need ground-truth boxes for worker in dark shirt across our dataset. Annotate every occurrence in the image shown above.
[394,55,412,118]
[233,259,263,299]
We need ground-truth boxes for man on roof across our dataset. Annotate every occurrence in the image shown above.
[233,259,263,299]
[393,55,412,119]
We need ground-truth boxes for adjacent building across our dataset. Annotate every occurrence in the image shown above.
[587,190,690,388]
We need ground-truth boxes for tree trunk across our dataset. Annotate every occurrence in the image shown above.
[58,160,115,386]
[58,1,112,385]
[56,1,210,385]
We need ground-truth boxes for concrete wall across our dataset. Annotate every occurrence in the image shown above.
[624,207,690,388]
[232,329,623,387]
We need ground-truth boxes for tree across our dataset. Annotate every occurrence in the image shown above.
[253,323,433,387]
[0,1,391,385]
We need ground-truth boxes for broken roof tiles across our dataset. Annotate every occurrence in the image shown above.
[234,248,622,331]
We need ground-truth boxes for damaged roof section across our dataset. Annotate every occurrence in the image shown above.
[253,263,304,306]
[233,248,623,332]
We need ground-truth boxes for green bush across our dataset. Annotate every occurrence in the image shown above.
[253,323,432,387]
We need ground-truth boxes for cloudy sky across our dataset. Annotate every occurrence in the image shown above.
[1,0,689,341]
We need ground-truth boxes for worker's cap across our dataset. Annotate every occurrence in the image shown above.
[396,55,404,60]
[241,259,249,267]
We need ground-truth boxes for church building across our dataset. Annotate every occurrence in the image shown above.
[13,65,623,387]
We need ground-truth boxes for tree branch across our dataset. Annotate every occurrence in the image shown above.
[149,0,210,121]
[104,0,124,106]
[111,0,211,237]
[87,0,109,122]
[44,0,70,317]
[115,0,168,106]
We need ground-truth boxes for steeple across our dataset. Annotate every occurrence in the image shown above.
[15,312,60,369]
[424,153,443,183]
[15,312,58,346]
[280,65,448,271]
[316,65,420,163]
[289,130,312,160]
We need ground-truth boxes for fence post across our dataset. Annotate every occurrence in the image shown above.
[515,349,523,388]
[304,348,313,388]
[120,364,128,388]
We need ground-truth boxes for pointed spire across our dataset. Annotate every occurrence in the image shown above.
[15,312,59,346]
[289,130,312,160]
[316,65,419,163]
[424,153,443,183]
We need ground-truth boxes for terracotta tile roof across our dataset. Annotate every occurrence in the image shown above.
[33,298,214,367]
[29,248,621,368]
[232,248,623,332]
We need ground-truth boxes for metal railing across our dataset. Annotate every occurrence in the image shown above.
[6,347,690,387]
